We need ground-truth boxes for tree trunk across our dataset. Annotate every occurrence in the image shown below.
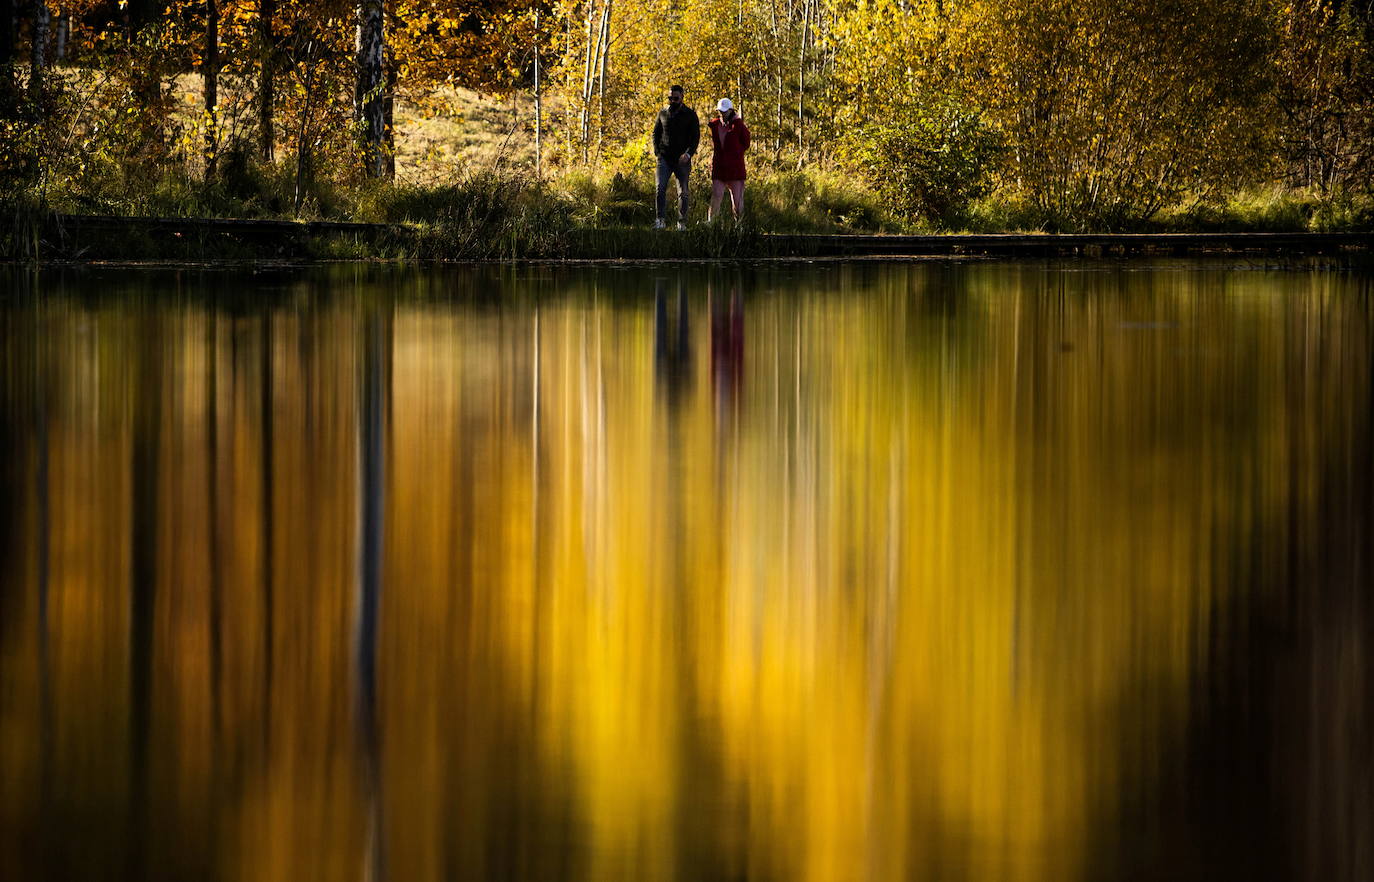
[563,12,572,159]
[776,70,783,161]
[797,0,810,168]
[259,0,275,162]
[595,0,611,152]
[0,0,15,108]
[0,0,12,70]
[293,49,316,213]
[355,0,385,177]
[580,0,596,161]
[204,0,219,178]
[53,11,64,60]
[771,0,781,160]
[534,8,542,177]
[30,0,48,97]
[383,42,396,179]
[736,0,743,109]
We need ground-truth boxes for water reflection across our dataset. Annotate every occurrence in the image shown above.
[655,278,693,409]
[0,262,1371,882]
[710,282,744,423]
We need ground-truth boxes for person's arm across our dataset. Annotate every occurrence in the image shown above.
[736,118,750,151]
[652,113,664,157]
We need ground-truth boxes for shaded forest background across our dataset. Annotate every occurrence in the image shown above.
[1,0,1372,233]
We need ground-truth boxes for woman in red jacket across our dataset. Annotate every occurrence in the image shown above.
[708,98,750,222]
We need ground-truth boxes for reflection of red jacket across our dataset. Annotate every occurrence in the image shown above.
[708,116,751,181]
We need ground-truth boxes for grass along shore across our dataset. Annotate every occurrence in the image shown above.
[11,173,1373,262]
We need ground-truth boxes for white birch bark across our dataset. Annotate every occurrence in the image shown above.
[595,0,612,150]
[534,8,542,177]
[581,0,596,161]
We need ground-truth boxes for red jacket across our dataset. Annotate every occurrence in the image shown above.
[708,115,751,181]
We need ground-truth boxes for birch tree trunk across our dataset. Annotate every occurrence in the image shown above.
[534,8,542,177]
[259,0,275,161]
[797,0,811,168]
[355,0,385,177]
[580,0,596,162]
[204,0,219,177]
[30,0,49,97]
[771,0,782,160]
[735,0,743,108]
[595,0,612,151]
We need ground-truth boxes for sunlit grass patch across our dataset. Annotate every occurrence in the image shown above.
[1158,187,1374,233]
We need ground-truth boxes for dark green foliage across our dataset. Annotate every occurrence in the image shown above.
[844,96,1002,227]
[2,78,68,260]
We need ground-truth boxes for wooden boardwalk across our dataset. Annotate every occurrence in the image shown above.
[48,212,399,241]
[40,213,1374,259]
[768,231,1374,256]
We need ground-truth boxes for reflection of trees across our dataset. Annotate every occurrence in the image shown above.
[0,266,1371,882]
[0,281,372,881]
[128,308,162,881]
[1100,272,1374,882]
[357,304,388,882]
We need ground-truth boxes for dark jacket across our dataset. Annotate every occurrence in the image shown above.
[653,105,701,161]
[708,115,750,181]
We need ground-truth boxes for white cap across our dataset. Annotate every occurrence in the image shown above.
[717,98,734,113]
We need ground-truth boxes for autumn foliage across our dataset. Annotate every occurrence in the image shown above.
[0,0,1371,228]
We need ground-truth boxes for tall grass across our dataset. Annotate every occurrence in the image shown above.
[12,136,1372,261]
[2,195,46,262]
[1157,187,1374,232]
[951,187,1374,233]
[351,173,836,259]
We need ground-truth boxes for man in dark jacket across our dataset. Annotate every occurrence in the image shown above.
[652,85,700,229]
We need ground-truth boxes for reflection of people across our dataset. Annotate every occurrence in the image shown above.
[655,278,692,408]
[710,285,744,413]
[707,98,750,223]
[652,85,700,230]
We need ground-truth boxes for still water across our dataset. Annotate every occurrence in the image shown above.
[1,261,1371,882]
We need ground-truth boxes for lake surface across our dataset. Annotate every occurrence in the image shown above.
[1,261,1371,882]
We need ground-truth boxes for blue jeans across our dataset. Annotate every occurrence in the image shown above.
[656,156,691,223]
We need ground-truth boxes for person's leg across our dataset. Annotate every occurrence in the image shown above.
[674,159,691,224]
[728,180,744,220]
[655,158,672,225]
[709,180,726,221]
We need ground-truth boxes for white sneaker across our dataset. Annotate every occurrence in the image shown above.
[676,221,687,231]
[654,219,665,230]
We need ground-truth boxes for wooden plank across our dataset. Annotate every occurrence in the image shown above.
[41,214,1374,258]
[765,232,1373,255]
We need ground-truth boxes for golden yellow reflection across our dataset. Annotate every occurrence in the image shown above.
[0,264,1370,882]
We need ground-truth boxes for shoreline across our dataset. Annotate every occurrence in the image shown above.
[7,213,1373,264]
